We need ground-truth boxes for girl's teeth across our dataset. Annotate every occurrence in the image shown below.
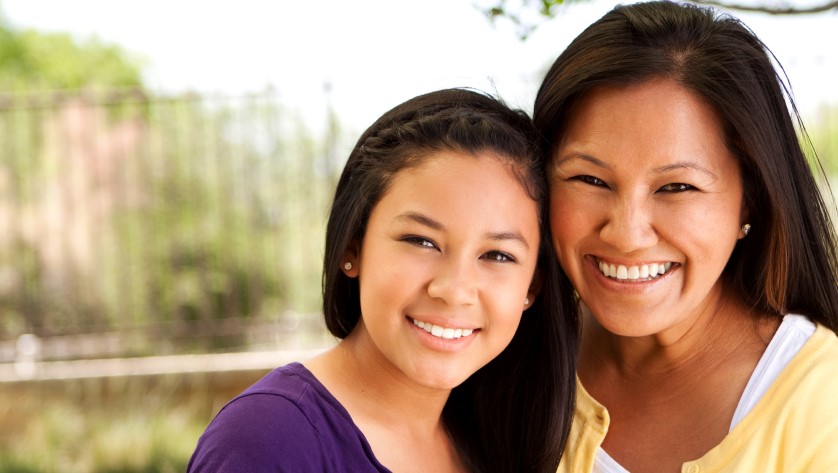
[598,260,673,281]
[412,318,474,340]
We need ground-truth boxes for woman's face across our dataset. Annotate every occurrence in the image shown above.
[549,79,747,342]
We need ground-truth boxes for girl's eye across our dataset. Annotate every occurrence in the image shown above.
[572,175,608,188]
[402,236,438,250]
[482,251,517,263]
[657,183,695,193]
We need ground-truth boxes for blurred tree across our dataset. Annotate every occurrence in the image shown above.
[809,103,838,172]
[484,0,838,39]
[0,6,143,91]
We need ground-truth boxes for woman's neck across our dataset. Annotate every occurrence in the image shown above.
[579,285,774,380]
[577,286,780,473]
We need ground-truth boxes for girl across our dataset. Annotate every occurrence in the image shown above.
[188,88,578,472]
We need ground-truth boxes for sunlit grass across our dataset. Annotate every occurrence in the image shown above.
[0,399,207,473]
[0,369,267,473]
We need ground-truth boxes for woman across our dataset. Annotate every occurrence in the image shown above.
[534,2,838,472]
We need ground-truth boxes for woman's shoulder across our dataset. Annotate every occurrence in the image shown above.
[688,319,838,471]
[755,317,838,408]
[792,319,838,374]
[188,362,387,472]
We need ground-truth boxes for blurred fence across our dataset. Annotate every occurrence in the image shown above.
[0,88,343,363]
[1,87,837,367]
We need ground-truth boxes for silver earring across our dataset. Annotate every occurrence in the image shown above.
[344,262,352,270]
[741,223,751,236]
[524,297,530,306]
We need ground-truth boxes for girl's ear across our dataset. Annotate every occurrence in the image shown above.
[524,268,543,310]
[341,244,360,278]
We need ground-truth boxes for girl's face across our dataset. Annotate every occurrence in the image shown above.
[549,79,746,343]
[345,150,540,392]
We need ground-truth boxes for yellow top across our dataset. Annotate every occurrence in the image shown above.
[558,323,838,473]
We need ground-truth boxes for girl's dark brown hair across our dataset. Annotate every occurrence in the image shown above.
[534,1,838,331]
[323,88,578,471]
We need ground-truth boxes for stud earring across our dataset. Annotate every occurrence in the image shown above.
[524,297,530,306]
[344,262,352,270]
[741,223,751,236]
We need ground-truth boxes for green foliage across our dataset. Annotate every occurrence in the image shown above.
[481,0,838,40]
[808,103,838,174]
[0,374,223,473]
[0,17,143,91]
[0,89,338,353]
[484,0,569,40]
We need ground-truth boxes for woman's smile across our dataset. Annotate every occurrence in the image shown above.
[593,256,675,282]
[550,79,746,339]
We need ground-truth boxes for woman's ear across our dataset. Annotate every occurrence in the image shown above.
[738,201,751,240]
[341,245,360,278]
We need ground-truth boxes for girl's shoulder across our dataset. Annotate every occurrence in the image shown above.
[187,362,389,473]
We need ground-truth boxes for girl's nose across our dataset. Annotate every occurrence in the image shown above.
[427,257,478,306]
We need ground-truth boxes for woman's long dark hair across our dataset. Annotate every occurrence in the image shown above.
[534,0,838,332]
[322,88,578,472]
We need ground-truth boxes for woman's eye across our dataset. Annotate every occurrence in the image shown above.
[572,175,608,188]
[482,251,517,263]
[658,183,695,193]
[402,236,438,250]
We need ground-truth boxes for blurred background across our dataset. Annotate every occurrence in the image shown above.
[0,0,835,471]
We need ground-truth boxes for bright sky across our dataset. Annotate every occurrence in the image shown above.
[3,0,837,135]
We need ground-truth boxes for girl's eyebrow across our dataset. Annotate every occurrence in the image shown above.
[395,211,443,230]
[395,211,530,249]
[487,231,530,249]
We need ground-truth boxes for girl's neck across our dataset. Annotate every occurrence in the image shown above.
[306,329,464,472]
[309,331,451,429]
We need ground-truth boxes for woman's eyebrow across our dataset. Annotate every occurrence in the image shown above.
[653,161,717,179]
[554,153,610,169]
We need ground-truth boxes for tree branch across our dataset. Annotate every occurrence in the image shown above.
[691,0,838,15]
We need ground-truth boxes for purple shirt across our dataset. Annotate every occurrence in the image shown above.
[187,362,391,472]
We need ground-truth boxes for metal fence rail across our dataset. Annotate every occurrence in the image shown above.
[0,88,341,358]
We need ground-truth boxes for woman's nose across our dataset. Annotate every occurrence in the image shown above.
[598,195,659,254]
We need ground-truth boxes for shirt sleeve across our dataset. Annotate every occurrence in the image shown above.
[187,392,327,473]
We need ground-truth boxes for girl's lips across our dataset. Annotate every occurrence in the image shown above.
[408,316,477,340]
[406,317,481,353]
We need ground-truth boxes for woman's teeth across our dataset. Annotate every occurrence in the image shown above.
[412,318,474,340]
[598,260,673,281]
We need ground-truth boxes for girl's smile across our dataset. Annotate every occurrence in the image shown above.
[345,149,540,391]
